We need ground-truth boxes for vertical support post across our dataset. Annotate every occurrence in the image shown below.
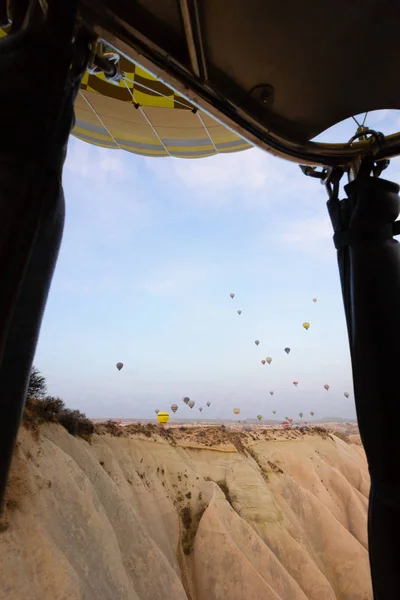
[0,0,86,509]
[328,169,400,599]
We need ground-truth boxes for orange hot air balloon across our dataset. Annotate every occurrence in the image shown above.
[233,408,240,416]
[303,322,310,330]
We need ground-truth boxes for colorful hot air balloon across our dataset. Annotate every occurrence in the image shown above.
[310,411,314,416]
[288,418,293,424]
[237,310,242,315]
[188,400,195,409]
[303,322,310,330]
[324,384,329,391]
[313,298,317,303]
[206,401,211,407]
[293,381,299,387]
[270,391,274,396]
[183,396,190,405]
[157,411,170,427]
[155,409,159,415]
[261,359,266,365]
[255,340,260,346]
[257,415,263,421]
[266,357,272,365]
[272,410,276,414]
[34,40,250,160]
[233,408,240,416]
[199,407,203,412]
[230,293,235,299]
[284,347,290,354]
[344,392,350,398]
[171,404,178,414]
[282,421,289,429]
[116,362,123,371]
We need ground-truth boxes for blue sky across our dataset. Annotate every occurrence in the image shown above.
[34,109,400,421]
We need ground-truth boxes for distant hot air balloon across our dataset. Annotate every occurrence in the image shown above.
[282,421,289,429]
[237,310,242,315]
[171,404,178,414]
[303,322,310,330]
[257,415,263,421]
[270,391,274,396]
[188,400,195,409]
[230,293,235,299]
[255,340,260,346]
[233,408,240,416]
[304,421,308,425]
[344,392,350,398]
[313,298,317,303]
[183,397,190,405]
[266,357,272,365]
[206,401,211,407]
[199,407,203,412]
[116,362,123,371]
[157,411,170,427]
[288,417,293,424]
[155,409,159,415]
[324,384,329,391]
[310,411,314,416]
[293,381,299,387]
[299,412,303,418]
[272,410,276,414]
[261,359,266,365]
[284,347,290,354]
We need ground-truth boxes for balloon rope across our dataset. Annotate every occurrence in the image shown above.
[79,91,122,149]
[122,79,172,157]
[123,76,194,111]
[195,111,219,154]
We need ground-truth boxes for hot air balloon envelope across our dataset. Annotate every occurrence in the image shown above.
[157,411,170,425]
[116,362,123,371]
[344,392,350,398]
[324,384,329,391]
[230,293,235,299]
[188,400,195,409]
[255,340,260,346]
[303,322,310,330]
[237,310,242,315]
[266,357,272,364]
[206,401,211,407]
[257,415,263,421]
[171,404,178,413]
[233,408,240,416]
[261,359,266,365]
[270,391,274,396]
[284,347,290,354]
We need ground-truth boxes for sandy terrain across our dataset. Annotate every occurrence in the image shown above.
[0,423,371,599]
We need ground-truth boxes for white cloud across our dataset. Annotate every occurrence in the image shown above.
[66,138,130,184]
[145,147,301,207]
